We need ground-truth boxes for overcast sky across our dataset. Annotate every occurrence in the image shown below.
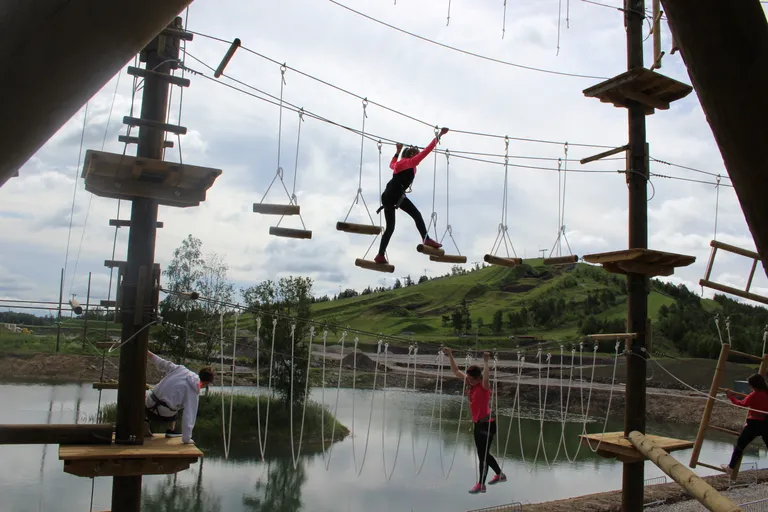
[1,0,766,314]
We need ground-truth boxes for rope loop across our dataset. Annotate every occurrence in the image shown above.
[593,342,599,352]
[290,322,297,335]
[377,339,382,353]
[413,343,419,356]
[434,125,440,138]
[280,64,287,82]
[546,352,552,363]
[272,316,278,328]
[362,97,368,117]
[277,166,284,179]
[353,335,359,349]
[377,140,382,152]
[297,107,305,122]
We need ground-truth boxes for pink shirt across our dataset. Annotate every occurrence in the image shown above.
[390,138,438,176]
[466,380,493,423]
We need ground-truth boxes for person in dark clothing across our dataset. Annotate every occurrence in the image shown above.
[445,348,506,494]
[721,373,768,475]
[373,128,449,265]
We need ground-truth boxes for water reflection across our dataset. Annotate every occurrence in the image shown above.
[143,460,222,512]
[242,456,307,512]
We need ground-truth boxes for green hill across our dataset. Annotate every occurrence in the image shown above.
[311,260,712,350]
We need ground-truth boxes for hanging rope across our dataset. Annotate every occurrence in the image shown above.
[411,344,441,475]
[489,136,518,258]
[426,127,441,240]
[220,311,237,459]
[350,337,382,476]
[713,175,721,241]
[343,99,376,226]
[254,317,278,461]
[438,150,463,255]
[321,330,348,470]
[290,324,315,469]
[362,141,385,260]
[498,351,523,473]
[548,142,574,258]
[276,108,308,230]
[438,351,469,480]
[502,0,508,39]
[382,341,410,481]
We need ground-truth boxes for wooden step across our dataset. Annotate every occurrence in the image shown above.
[127,66,190,87]
[118,135,174,148]
[583,248,695,277]
[336,222,382,235]
[483,254,522,268]
[355,258,395,273]
[122,116,187,135]
[268,226,312,239]
[429,254,467,264]
[416,244,445,257]
[252,203,300,215]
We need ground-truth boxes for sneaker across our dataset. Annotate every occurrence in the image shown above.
[166,429,183,438]
[374,254,388,264]
[468,483,486,494]
[488,473,507,485]
[423,237,442,249]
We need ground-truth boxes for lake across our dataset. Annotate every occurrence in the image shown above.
[0,382,759,512]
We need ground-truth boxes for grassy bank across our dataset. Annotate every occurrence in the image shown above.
[94,392,349,456]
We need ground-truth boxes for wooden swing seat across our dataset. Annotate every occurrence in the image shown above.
[354,258,395,273]
[483,254,523,268]
[416,244,445,257]
[336,222,382,235]
[543,255,579,266]
[430,254,467,264]
[252,203,300,215]
[268,226,312,239]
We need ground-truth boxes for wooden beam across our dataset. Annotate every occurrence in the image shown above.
[580,144,629,165]
[628,431,743,512]
[0,424,113,445]
[336,222,382,235]
[268,226,312,239]
[416,244,445,257]
[543,255,579,265]
[214,38,241,78]
[711,240,760,260]
[122,116,187,135]
[586,333,637,341]
[252,203,300,215]
[118,135,174,148]
[430,254,468,264]
[691,343,730,468]
[483,254,522,267]
[126,66,190,87]
[700,279,768,306]
[109,219,164,228]
[660,0,768,278]
[354,258,394,273]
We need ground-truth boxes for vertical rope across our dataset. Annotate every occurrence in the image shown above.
[63,102,89,289]
[502,0,508,39]
[713,175,721,241]
[556,0,563,55]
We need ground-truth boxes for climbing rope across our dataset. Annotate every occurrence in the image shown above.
[342,99,377,227]
[489,136,518,258]
[382,342,412,481]
[219,311,237,459]
[438,350,469,480]
[552,344,577,463]
[350,336,382,476]
[548,143,575,259]
[254,317,278,461]
[438,150,463,255]
[426,127,441,240]
[289,324,315,469]
[411,344,441,475]
[361,141,386,261]
[320,330,348,470]
[276,108,308,230]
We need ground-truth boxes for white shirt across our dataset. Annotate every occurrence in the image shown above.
[146,353,201,443]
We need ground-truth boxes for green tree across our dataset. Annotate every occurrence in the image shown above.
[242,276,313,404]
[393,279,402,289]
[492,310,504,334]
[418,274,429,284]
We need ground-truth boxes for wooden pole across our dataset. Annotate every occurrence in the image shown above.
[623,1,650,510]
[659,0,768,278]
[0,424,113,445]
[56,268,64,353]
[628,431,743,512]
[690,343,730,468]
[111,18,181,512]
[82,271,91,348]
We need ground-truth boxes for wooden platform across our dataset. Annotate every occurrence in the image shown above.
[580,432,694,463]
[81,150,222,208]
[583,68,693,115]
[59,436,202,478]
[583,248,695,277]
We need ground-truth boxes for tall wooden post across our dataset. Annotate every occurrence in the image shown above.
[624,0,649,510]
[111,19,181,512]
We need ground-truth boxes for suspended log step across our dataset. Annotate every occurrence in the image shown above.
[430,254,468,264]
[583,248,695,277]
[586,332,637,341]
[582,68,693,115]
[59,436,202,478]
[484,254,522,268]
[354,258,394,273]
[109,219,164,228]
[268,226,312,239]
[336,222,382,235]
[416,244,445,257]
[118,135,174,148]
[543,255,579,266]
[82,150,222,208]
[252,203,300,215]
[579,431,693,463]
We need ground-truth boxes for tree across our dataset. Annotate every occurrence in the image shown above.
[242,276,313,404]
[492,310,503,334]
[418,274,429,284]
[393,279,402,289]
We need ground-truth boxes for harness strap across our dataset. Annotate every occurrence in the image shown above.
[148,391,177,413]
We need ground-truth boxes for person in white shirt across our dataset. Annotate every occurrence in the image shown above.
[144,350,215,444]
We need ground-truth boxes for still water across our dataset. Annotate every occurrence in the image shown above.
[0,382,760,512]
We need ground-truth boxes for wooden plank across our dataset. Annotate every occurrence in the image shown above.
[63,456,195,478]
[619,85,670,110]
[586,333,637,340]
[161,27,194,41]
[718,387,748,398]
[604,261,674,277]
[729,349,763,362]
[122,116,187,135]
[214,38,241,78]
[580,144,629,165]
[583,248,696,268]
[580,431,694,462]
[543,255,579,265]
[127,65,190,87]
[416,244,445,257]
[691,343,730,467]
[95,341,114,349]
[354,258,394,273]
[252,203,300,215]
[268,226,312,239]
[708,425,741,436]
[118,135,174,148]
[85,175,206,207]
[483,254,522,267]
[110,219,164,228]
[696,461,729,473]
[336,222,382,235]
[700,279,768,306]
[711,240,760,260]
[59,436,203,461]
[430,254,468,264]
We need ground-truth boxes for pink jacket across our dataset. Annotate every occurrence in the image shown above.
[390,138,438,176]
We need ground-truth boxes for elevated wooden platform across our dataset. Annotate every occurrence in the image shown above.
[81,150,222,208]
[59,436,202,478]
[583,68,693,115]
[580,431,693,463]
[92,381,151,390]
[583,248,695,277]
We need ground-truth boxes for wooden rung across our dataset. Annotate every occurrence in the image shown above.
[718,387,748,398]
[580,145,629,165]
[710,239,760,260]
[700,279,768,306]
[104,260,126,268]
[109,219,164,228]
[416,244,445,257]
[336,222,382,235]
[118,135,174,148]
[729,349,764,362]
[252,203,300,215]
[268,226,312,239]
[122,116,187,135]
[127,66,191,87]
[100,300,117,308]
[161,27,194,41]
[586,333,637,340]
[483,254,522,267]
[696,461,728,473]
[543,255,579,265]
[708,425,741,436]
[214,38,241,78]
[354,258,395,273]
[430,254,468,264]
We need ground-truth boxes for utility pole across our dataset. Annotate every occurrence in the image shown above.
[624,0,649,510]
[111,21,182,512]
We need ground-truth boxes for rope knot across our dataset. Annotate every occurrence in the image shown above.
[353,336,359,348]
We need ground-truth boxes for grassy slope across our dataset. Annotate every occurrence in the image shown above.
[311,261,719,346]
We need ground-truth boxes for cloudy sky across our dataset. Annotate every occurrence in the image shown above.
[1,0,766,312]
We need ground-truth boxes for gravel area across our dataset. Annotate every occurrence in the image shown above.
[647,482,768,511]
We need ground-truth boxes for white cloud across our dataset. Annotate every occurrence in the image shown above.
[1,0,767,311]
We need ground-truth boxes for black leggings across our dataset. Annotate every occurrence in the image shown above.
[729,418,768,468]
[377,195,428,256]
[474,420,501,484]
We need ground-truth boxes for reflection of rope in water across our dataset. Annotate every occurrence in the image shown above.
[438,351,469,480]
[350,337,381,477]
[320,331,347,470]
[411,345,441,476]
[289,325,315,469]
[381,343,409,481]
